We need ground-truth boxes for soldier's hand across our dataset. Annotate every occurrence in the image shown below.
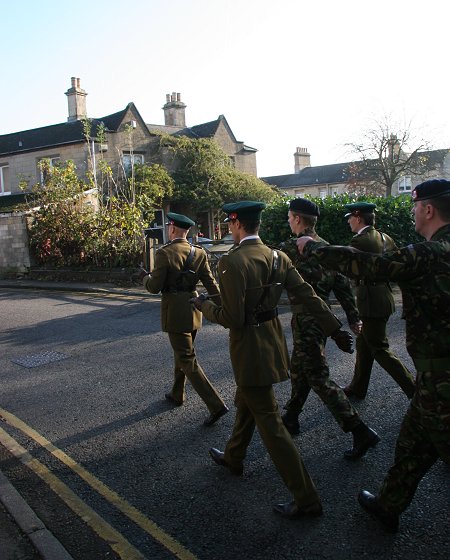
[296,236,314,254]
[331,329,354,353]
[190,292,209,310]
[138,269,148,283]
[350,320,363,336]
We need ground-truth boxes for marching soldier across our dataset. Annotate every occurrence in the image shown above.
[192,201,354,517]
[297,179,450,532]
[342,201,415,400]
[141,212,228,426]
[281,198,379,459]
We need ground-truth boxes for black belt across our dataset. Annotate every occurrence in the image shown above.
[246,307,278,326]
[161,287,196,294]
[356,280,387,287]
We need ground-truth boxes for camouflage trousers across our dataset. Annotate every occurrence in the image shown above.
[284,313,361,432]
[378,369,450,514]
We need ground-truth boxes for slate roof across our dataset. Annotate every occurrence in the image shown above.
[173,117,222,139]
[261,161,352,189]
[261,149,449,189]
[0,105,133,157]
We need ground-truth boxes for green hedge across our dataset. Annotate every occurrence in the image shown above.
[260,193,421,247]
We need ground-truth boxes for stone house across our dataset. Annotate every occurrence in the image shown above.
[0,78,257,244]
[261,146,450,198]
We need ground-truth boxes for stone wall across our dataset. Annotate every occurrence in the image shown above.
[0,213,31,274]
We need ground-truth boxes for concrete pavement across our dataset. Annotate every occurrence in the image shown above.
[0,278,136,560]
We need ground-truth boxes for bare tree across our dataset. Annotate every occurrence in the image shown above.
[345,117,438,196]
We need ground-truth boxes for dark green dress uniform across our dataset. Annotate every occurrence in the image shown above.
[144,213,226,416]
[345,203,415,399]
[202,202,342,511]
[303,179,450,524]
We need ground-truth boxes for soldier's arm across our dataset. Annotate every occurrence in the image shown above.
[197,251,221,303]
[284,262,342,336]
[201,255,245,329]
[303,240,445,282]
[143,251,168,293]
[332,272,360,326]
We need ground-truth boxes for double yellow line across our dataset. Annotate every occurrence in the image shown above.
[0,407,197,560]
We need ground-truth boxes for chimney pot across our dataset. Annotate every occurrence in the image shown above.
[163,91,187,127]
[294,146,311,173]
[66,77,87,122]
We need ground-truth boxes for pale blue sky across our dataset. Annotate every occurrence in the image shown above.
[2,0,448,177]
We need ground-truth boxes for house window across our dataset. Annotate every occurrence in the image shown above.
[318,187,327,199]
[294,189,305,198]
[398,176,412,193]
[0,164,10,195]
[39,156,60,184]
[122,152,144,174]
[331,186,339,197]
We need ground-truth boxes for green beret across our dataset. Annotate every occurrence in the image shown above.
[412,179,450,201]
[223,201,266,222]
[344,202,377,218]
[166,212,195,229]
[289,198,320,217]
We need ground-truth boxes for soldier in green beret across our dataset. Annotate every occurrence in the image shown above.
[280,198,379,459]
[296,178,450,532]
[342,201,415,401]
[142,211,229,426]
[192,200,354,517]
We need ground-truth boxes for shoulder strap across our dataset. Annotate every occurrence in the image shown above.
[184,244,196,272]
[256,250,280,310]
[174,244,197,291]
[380,232,387,253]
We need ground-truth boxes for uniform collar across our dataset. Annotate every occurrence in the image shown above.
[356,225,372,235]
[240,235,260,244]
[430,223,450,241]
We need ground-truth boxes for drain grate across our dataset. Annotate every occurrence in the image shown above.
[11,351,68,368]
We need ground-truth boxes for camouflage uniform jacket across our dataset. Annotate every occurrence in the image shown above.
[304,224,450,369]
[280,229,360,326]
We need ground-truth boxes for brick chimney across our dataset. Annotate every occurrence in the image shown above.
[163,92,186,127]
[294,147,311,173]
[65,77,87,122]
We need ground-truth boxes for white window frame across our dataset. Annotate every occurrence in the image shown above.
[294,189,305,198]
[331,186,339,197]
[122,152,144,175]
[39,156,61,184]
[318,187,327,199]
[398,176,412,193]
[0,164,10,196]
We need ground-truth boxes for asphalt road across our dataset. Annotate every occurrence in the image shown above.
[0,287,449,559]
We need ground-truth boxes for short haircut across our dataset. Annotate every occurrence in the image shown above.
[428,194,450,222]
[291,211,318,229]
[359,212,375,226]
[238,218,261,234]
